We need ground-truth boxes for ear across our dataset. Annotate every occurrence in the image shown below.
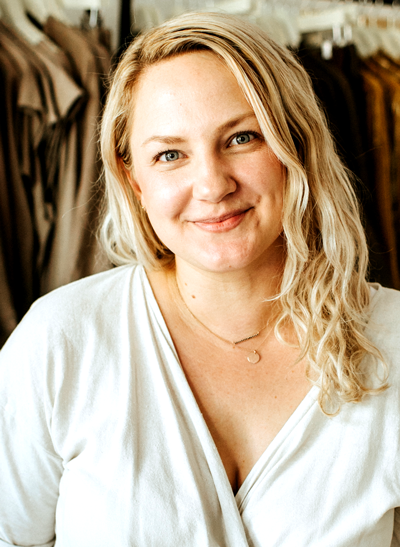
[122,162,145,208]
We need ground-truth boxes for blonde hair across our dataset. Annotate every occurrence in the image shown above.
[100,11,387,414]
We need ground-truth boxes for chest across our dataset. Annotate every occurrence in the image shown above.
[170,324,312,493]
[55,315,399,546]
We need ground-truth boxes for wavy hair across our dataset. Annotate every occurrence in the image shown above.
[99,11,387,414]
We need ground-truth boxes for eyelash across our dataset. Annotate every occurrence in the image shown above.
[229,130,261,144]
[153,148,178,162]
[153,130,261,163]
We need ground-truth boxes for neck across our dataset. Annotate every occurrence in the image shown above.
[169,252,284,343]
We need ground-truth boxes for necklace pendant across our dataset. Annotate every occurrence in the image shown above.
[247,350,260,364]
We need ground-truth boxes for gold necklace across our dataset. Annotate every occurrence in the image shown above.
[173,274,274,364]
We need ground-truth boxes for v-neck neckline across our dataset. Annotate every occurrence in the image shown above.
[138,267,384,509]
[138,266,250,546]
[235,385,319,509]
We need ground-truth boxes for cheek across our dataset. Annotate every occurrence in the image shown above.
[265,160,285,208]
[236,151,284,190]
[138,172,190,220]
[254,158,285,223]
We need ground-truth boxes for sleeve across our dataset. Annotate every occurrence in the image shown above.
[0,304,64,547]
[392,508,400,547]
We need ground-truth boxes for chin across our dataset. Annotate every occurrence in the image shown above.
[189,250,263,274]
[185,238,285,274]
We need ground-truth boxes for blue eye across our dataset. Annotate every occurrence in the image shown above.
[159,150,180,162]
[231,132,256,146]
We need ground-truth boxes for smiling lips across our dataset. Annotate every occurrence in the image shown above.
[192,208,251,232]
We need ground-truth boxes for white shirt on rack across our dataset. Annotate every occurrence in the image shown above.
[0,264,399,547]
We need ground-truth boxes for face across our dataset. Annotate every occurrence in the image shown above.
[129,51,285,274]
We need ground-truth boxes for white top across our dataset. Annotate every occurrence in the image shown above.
[0,264,400,547]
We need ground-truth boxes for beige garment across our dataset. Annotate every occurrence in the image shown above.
[0,22,85,292]
[0,23,65,291]
[76,28,111,278]
[82,27,111,80]
[32,40,84,280]
[84,25,112,54]
[42,17,111,293]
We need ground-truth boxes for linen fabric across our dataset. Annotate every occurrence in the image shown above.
[0,264,400,547]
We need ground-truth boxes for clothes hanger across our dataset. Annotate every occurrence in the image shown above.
[352,26,379,57]
[43,0,69,23]
[377,4,400,59]
[351,2,400,59]
[22,0,49,24]
[0,0,45,43]
[248,0,299,48]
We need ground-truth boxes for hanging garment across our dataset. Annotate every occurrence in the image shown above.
[298,45,366,187]
[0,234,16,346]
[41,17,111,293]
[366,54,400,245]
[0,264,400,546]
[32,39,85,277]
[0,16,111,346]
[298,44,400,288]
[0,20,87,344]
[330,44,394,287]
[360,64,400,288]
[0,25,41,341]
[331,45,372,191]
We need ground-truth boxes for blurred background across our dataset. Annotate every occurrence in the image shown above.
[1,0,400,346]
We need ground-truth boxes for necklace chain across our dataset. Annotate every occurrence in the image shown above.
[173,273,274,363]
[233,331,261,345]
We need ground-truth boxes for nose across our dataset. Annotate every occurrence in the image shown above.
[191,153,237,203]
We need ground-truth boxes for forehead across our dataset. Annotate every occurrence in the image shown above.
[130,51,254,140]
[135,50,232,94]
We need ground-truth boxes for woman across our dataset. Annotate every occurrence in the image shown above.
[1,11,399,547]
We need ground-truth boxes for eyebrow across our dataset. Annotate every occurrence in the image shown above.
[140,111,257,147]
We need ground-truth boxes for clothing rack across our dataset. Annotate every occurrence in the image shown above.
[0,0,112,346]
